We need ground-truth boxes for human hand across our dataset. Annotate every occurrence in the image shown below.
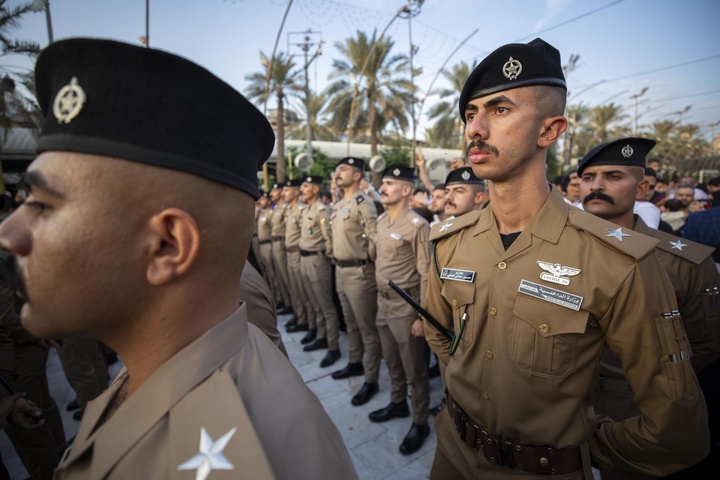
[415,149,426,170]
[411,319,424,337]
[1,393,43,429]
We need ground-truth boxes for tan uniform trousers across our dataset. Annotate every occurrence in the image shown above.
[271,240,292,309]
[377,291,429,425]
[56,337,108,410]
[4,343,65,480]
[287,249,313,328]
[259,241,283,305]
[300,253,340,349]
[336,263,381,382]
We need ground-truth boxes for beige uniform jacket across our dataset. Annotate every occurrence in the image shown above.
[376,208,430,303]
[55,306,357,480]
[240,262,287,357]
[270,202,289,239]
[299,200,332,256]
[331,191,377,261]
[284,202,305,250]
[425,189,708,477]
[256,207,273,243]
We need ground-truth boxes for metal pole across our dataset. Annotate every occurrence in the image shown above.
[145,0,149,48]
[44,0,53,44]
[304,39,313,167]
[408,11,416,167]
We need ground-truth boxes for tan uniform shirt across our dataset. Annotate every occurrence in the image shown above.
[299,200,332,256]
[256,206,273,243]
[55,306,358,480]
[240,262,287,357]
[331,191,377,261]
[425,189,708,477]
[376,208,430,303]
[270,202,289,240]
[284,202,306,250]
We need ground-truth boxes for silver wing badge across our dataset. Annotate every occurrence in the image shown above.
[536,261,581,286]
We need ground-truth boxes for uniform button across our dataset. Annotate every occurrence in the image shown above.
[482,392,490,400]
[498,262,507,270]
[489,307,497,316]
[539,323,550,334]
[486,351,494,359]
[452,299,457,307]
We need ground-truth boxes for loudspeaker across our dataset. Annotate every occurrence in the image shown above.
[294,152,313,172]
[369,155,386,173]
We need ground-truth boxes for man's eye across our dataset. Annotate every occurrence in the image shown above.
[24,200,48,213]
[496,107,508,114]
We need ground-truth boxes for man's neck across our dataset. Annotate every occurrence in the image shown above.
[386,200,409,221]
[488,170,551,234]
[306,196,317,206]
[343,182,360,199]
[610,211,636,230]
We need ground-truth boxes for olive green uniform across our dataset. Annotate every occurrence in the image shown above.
[425,190,709,479]
[331,192,381,382]
[595,217,720,480]
[375,207,431,425]
[299,200,340,350]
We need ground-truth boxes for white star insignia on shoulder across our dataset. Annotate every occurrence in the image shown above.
[411,217,419,224]
[439,222,453,232]
[178,427,236,480]
[605,227,631,241]
[669,239,687,251]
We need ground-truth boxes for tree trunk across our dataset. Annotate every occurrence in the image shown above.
[276,91,286,183]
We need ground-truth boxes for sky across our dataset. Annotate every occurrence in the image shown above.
[5,0,720,143]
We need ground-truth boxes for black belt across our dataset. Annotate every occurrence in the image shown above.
[259,239,272,245]
[286,246,300,253]
[445,393,581,475]
[335,259,372,268]
[271,236,284,242]
[300,250,322,257]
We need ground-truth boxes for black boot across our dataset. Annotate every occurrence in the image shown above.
[351,382,379,406]
[286,322,308,332]
[300,328,317,345]
[331,362,364,380]
[369,400,410,423]
[399,423,430,455]
[320,349,341,367]
[303,337,328,352]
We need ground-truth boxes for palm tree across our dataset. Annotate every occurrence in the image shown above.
[583,103,629,145]
[286,92,338,141]
[424,61,471,149]
[325,30,413,157]
[245,51,301,183]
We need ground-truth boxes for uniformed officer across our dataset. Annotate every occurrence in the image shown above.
[1,38,357,479]
[577,137,720,480]
[329,157,383,406]
[298,175,343,368]
[424,38,709,479]
[256,192,280,295]
[283,179,316,338]
[430,166,487,416]
[269,182,294,315]
[371,165,432,456]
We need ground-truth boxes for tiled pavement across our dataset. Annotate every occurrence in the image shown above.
[0,312,444,479]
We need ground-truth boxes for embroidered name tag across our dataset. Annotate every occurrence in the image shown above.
[518,279,583,311]
[440,268,476,283]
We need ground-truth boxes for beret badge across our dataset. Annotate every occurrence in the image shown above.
[53,76,86,124]
[461,171,471,180]
[621,145,634,158]
[502,57,522,80]
[393,168,401,176]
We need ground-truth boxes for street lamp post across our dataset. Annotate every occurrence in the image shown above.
[630,87,648,134]
[31,0,53,44]
[398,0,422,166]
[673,105,692,125]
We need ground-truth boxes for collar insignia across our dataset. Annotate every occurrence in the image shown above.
[178,427,236,480]
[502,57,522,80]
[53,77,86,124]
[669,239,687,251]
[439,221,453,232]
[605,227,631,241]
[537,261,581,286]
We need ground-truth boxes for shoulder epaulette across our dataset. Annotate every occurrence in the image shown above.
[355,193,365,204]
[430,211,481,242]
[408,211,429,229]
[646,229,714,265]
[568,210,659,261]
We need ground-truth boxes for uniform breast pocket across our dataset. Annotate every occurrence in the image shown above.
[441,281,476,350]
[510,295,588,379]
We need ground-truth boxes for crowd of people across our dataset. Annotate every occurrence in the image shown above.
[0,35,718,480]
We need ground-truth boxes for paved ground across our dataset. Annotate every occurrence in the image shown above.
[0,312,444,479]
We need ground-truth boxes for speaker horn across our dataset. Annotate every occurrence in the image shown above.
[426,157,444,171]
[369,155,386,173]
[294,152,313,172]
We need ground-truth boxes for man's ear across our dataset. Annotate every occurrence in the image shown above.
[145,208,200,286]
[538,115,568,148]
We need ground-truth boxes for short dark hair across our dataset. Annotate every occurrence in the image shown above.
[644,167,658,178]
[708,177,720,187]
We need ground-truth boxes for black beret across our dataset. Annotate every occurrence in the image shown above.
[338,157,366,171]
[272,183,282,190]
[382,165,415,182]
[577,137,656,176]
[285,178,302,187]
[301,175,324,186]
[34,38,274,199]
[445,167,484,186]
[459,38,566,122]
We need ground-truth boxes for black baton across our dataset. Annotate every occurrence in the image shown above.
[388,280,453,340]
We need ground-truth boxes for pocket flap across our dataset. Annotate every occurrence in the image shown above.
[441,281,475,310]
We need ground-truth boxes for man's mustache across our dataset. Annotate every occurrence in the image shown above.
[583,191,615,205]
[444,201,456,208]
[466,139,499,156]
